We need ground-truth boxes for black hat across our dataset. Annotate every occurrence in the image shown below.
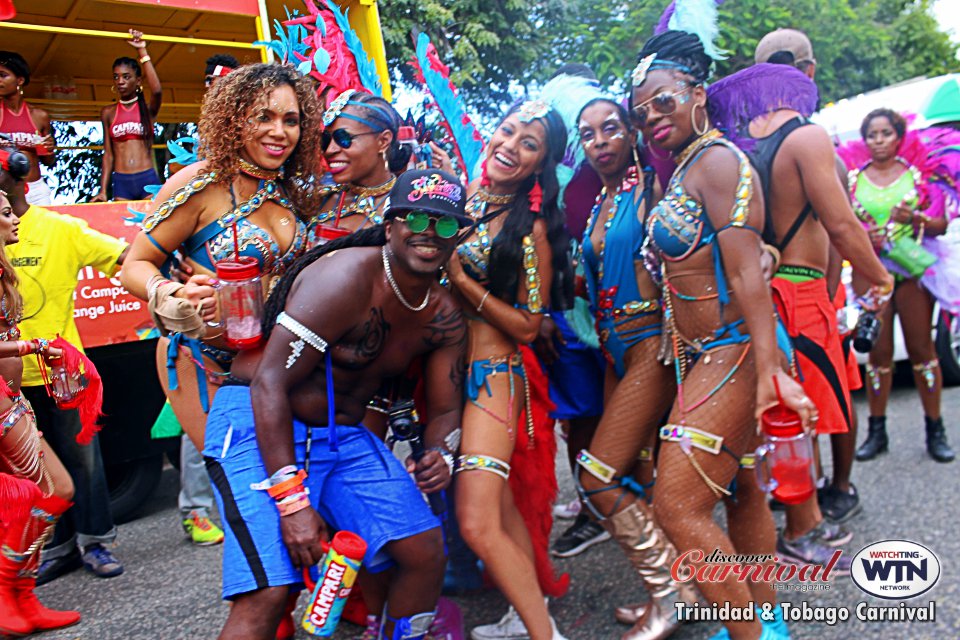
[384,169,471,226]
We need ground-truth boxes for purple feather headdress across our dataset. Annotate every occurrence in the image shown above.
[707,63,818,150]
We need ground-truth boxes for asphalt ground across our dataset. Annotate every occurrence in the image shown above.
[34,380,960,640]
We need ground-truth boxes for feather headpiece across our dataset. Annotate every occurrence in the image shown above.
[634,0,727,86]
[255,1,381,98]
[707,63,818,150]
[837,117,960,222]
[538,73,606,196]
[409,32,484,182]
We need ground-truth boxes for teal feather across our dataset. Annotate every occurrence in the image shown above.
[326,2,381,95]
[414,32,483,182]
[667,0,727,60]
[537,74,606,197]
[166,136,198,166]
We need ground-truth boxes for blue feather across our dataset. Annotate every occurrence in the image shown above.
[166,136,198,166]
[316,11,327,38]
[415,32,483,182]
[667,0,727,60]
[326,2,381,96]
[314,48,331,74]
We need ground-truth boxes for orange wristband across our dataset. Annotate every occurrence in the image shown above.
[266,469,307,499]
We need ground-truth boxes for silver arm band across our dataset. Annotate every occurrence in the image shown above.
[276,312,328,354]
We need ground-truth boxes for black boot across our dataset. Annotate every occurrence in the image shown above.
[856,416,888,461]
[925,417,955,463]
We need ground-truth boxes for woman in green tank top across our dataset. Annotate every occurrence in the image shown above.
[845,108,955,463]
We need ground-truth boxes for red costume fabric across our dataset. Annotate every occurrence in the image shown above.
[772,277,852,435]
[508,346,569,597]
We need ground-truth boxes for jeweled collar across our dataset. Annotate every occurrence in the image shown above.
[476,188,515,206]
[349,176,396,199]
[239,158,284,181]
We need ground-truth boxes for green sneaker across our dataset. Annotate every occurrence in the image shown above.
[182,512,225,546]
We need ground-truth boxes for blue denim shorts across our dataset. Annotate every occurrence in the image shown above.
[203,386,441,599]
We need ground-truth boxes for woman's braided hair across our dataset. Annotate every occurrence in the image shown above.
[261,226,386,336]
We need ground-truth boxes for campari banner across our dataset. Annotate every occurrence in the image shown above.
[48,201,156,348]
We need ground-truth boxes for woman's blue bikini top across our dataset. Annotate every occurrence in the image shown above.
[648,132,758,308]
[142,172,306,276]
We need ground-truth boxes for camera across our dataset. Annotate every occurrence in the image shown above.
[387,399,446,515]
[0,134,31,181]
[853,311,882,353]
[387,399,419,441]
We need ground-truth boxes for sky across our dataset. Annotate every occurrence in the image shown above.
[933,0,960,44]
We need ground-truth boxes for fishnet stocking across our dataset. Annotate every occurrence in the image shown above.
[579,335,675,516]
[654,343,768,638]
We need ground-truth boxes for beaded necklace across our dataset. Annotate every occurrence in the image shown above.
[314,176,396,227]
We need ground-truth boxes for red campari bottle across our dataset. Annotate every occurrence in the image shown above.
[755,402,817,505]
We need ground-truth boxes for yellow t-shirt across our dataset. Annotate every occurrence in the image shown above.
[7,205,127,387]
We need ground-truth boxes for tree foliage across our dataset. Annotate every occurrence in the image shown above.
[381,0,959,113]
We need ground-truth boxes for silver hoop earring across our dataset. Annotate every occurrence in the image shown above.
[691,104,709,137]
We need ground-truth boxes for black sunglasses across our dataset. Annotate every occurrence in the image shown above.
[630,86,692,129]
[321,128,378,151]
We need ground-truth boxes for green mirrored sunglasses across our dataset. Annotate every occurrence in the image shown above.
[400,210,461,239]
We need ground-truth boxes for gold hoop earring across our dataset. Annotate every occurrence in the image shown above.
[110,85,116,94]
[646,141,670,162]
[691,103,709,137]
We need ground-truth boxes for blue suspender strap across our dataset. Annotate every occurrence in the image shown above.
[326,350,338,453]
[166,333,211,413]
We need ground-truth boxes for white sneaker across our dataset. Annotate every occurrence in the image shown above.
[551,498,581,520]
[470,607,566,640]
[470,607,527,640]
[550,616,567,640]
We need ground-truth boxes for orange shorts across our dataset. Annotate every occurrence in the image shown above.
[772,277,852,435]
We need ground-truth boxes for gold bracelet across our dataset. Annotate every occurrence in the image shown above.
[139,55,152,64]
[476,291,491,313]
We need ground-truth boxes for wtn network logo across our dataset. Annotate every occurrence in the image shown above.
[851,540,941,600]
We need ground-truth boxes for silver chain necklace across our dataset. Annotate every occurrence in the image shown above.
[381,246,430,312]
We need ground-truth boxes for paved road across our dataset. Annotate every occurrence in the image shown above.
[36,382,959,639]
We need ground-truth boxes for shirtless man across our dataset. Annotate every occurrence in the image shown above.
[203,169,470,640]
[718,29,893,568]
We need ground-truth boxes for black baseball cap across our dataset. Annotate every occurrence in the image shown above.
[384,169,472,226]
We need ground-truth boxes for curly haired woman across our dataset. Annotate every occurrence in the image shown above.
[632,31,815,640]
[121,63,323,456]
[447,100,572,640]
